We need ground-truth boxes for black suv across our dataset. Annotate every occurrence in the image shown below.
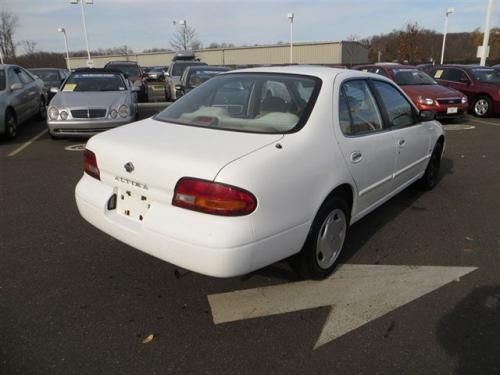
[104,61,147,102]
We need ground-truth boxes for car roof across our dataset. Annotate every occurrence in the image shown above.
[355,64,416,69]
[187,66,229,71]
[29,68,65,71]
[72,68,124,75]
[105,61,139,66]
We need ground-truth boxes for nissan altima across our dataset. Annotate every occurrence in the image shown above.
[75,66,444,279]
[47,68,138,139]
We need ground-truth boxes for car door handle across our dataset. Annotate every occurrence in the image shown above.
[350,151,363,163]
[398,138,406,147]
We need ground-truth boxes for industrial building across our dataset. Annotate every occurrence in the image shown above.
[68,41,369,68]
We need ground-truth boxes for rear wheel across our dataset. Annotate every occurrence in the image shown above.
[473,96,492,118]
[3,109,17,140]
[294,197,349,280]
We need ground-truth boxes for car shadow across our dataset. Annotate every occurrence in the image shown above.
[245,156,454,283]
[436,286,500,374]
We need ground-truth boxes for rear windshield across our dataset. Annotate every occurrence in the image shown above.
[171,62,206,77]
[155,73,321,134]
[471,68,500,84]
[62,73,126,92]
[0,70,5,91]
[109,64,141,77]
[31,69,60,82]
[188,69,227,87]
[392,69,436,85]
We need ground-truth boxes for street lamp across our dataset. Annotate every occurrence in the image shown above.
[287,12,294,64]
[479,0,495,66]
[440,7,454,65]
[70,0,93,67]
[173,19,188,51]
[58,28,71,70]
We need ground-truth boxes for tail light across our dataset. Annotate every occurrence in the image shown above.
[172,177,257,216]
[83,149,100,180]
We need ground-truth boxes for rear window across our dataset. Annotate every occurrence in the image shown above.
[392,69,436,85]
[0,70,5,91]
[62,73,126,92]
[155,73,321,134]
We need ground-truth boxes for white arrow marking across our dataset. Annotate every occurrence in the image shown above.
[208,264,477,349]
[65,144,86,151]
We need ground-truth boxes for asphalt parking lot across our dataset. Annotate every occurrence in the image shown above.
[1,110,500,374]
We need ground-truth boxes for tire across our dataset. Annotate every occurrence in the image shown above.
[294,197,350,280]
[472,95,492,118]
[3,109,17,141]
[38,96,47,121]
[418,142,443,190]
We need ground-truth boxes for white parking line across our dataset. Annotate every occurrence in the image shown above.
[7,129,48,157]
[467,118,500,127]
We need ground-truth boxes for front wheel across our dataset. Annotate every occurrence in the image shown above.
[294,197,349,280]
[473,96,492,118]
[418,142,443,190]
[3,109,17,140]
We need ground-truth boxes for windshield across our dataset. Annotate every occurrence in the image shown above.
[62,73,126,92]
[0,70,5,91]
[392,69,436,85]
[30,69,60,82]
[109,65,141,77]
[155,73,321,134]
[471,68,500,84]
[188,69,227,87]
[171,63,206,77]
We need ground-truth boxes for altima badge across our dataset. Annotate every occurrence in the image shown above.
[124,162,134,173]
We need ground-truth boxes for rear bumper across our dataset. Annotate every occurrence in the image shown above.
[75,174,307,277]
[48,117,134,137]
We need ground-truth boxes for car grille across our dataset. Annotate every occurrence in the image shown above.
[436,98,462,105]
[71,109,107,119]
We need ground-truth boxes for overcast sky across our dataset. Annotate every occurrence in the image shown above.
[2,0,499,54]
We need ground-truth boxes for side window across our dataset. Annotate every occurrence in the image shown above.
[17,68,34,84]
[8,68,22,86]
[340,80,383,136]
[442,68,462,82]
[373,80,415,128]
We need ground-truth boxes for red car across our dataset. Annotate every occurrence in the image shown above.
[427,65,500,117]
[354,64,468,119]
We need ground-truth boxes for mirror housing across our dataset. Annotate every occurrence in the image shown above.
[10,82,23,91]
[50,87,60,94]
[419,110,435,122]
[175,84,185,97]
[131,85,140,92]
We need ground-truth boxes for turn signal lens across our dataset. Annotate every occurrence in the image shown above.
[172,177,257,216]
[461,96,467,104]
[83,149,100,180]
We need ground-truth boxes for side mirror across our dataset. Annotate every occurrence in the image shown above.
[50,87,60,94]
[131,86,140,92]
[10,83,23,91]
[419,110,435,122]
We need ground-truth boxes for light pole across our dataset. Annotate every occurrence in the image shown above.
[480,0,495,66]
[440,7,454,65]
[70,0,93,67]
[287,13,294,64]
[58,28,71,70]
[173,20,188,50]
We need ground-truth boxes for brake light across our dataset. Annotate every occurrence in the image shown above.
[83,149,100,180]
[172,177,257,216]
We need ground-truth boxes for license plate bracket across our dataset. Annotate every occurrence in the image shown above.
[117,189,150,221]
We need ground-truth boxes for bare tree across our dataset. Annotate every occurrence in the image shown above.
[21,40,37,55]
[170,23,200,51]
[0,9,19,59]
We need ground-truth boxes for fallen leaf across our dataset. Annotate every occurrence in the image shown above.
[142,334,154,344]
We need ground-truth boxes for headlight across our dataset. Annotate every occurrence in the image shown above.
[48,107,59,120]
[461,96,467,104]
[118,104,129,118]
[417,96,434,106]
[109,109,118,119]
[60,111,68,120]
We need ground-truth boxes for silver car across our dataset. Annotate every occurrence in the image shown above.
[47,68,138,139]
[0,64,47,140]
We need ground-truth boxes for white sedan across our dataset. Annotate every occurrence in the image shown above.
[75,66,444,279]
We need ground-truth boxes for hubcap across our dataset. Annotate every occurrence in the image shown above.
[474,99,488,116]
[315,209,346,269]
